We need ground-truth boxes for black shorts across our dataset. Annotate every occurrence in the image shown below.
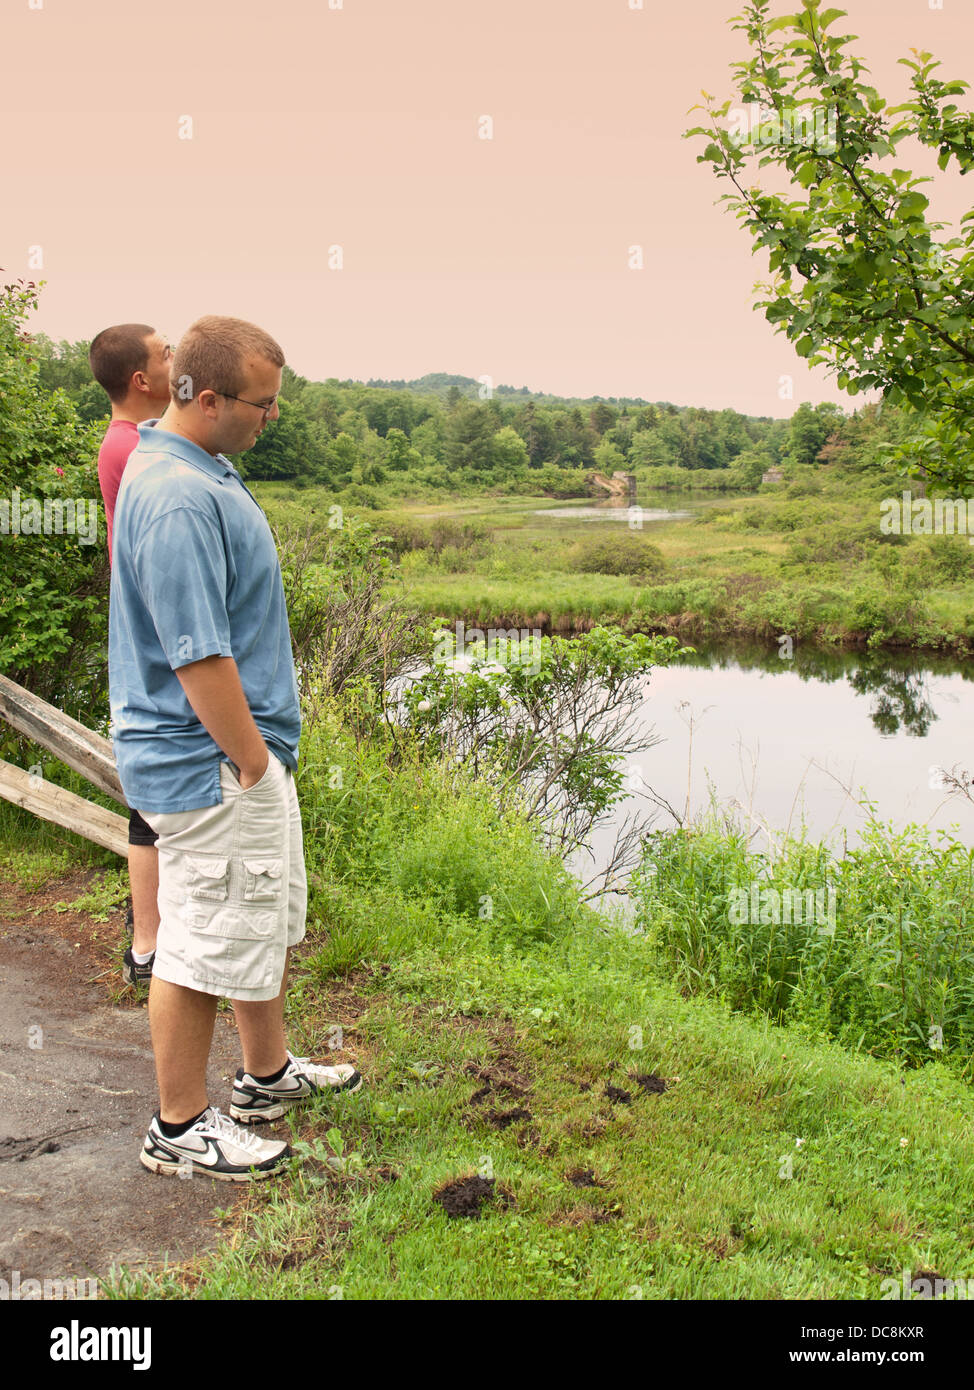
[128,806,159,847]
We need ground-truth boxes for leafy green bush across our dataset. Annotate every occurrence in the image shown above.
[379,516,488,559]
[632,812,974,1078]
[0,278,108,721]
[297,716,581,952]
[571,533,666,577]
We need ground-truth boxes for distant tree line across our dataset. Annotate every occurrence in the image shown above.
[28,334,900,494]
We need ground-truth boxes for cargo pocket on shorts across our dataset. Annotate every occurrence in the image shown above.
[185,906,278,992]
[242,857,284,905]
[184,854,231,902]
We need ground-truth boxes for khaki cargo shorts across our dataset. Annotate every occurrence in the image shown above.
[138,753,307,1001]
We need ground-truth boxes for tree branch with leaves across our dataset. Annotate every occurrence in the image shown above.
[686,0,974,490]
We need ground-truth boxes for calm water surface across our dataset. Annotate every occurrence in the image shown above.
[414,491,974,863]
[581,641,974,888]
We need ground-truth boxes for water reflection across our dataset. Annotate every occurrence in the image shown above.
[846,665,936,738]
[533,503,694,523]
[677,638,971,739]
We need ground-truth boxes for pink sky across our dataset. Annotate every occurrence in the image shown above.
[5,0,972,417]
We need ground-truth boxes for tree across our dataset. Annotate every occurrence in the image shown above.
[687,0,974,489]
[411,417,444,464]
[515,401,558,467]
[28,333,110,424]
[631,429,677,469]
[0,278,108,719]
[560,406,599,466]
[300,382,341,436]
[385,427,412,471]
[787,401,830,465]
[402,625,689,888]
[235,398,328,481]
[594,440,627,475]
[327,431,360,478]
[489,424,530,474]
[732,446,773,488]
[588,401,617,436]
[443,399,494,471]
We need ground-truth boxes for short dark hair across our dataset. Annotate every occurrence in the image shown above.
[88,323,157,403]
[170,315,285,408]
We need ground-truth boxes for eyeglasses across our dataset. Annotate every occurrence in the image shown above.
[217,391,278,418]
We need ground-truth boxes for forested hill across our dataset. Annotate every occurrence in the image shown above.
[362,370,669,410]
[30,333,905,497]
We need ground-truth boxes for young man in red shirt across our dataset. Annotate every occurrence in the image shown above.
[89,324,174,988]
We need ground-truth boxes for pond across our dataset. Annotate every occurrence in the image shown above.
[532,501,694,522]
[579,638,974,892]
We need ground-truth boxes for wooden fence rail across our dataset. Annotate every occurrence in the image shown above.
[0,674,128,856]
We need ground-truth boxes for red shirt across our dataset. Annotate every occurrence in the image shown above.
[96,419,140,564]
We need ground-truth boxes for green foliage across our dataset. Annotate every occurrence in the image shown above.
[399,624,688,862]
[687,0,974,490]
[571,533,666,577]
[489,424,530,474]
[57,866,130,921]
[28,333,110,424]
[788,402,843,465]
[0,278,109,720]
[233,397,331,481]
[593,439,627,474]
[297,717,581,952]
[633,812,974,1078]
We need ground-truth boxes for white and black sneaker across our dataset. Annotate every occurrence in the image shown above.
[122,945,154,989]
[230,1050,363,1124]
[140,1106,291,1181]
[122,907,154,988]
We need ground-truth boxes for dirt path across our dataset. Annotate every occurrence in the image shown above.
[0,868,267,1293]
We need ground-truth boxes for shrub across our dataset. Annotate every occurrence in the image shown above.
[0,277,108,722]
[570,534,666,577]
[632,812,974,1077]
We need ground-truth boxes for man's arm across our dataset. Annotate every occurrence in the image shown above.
[174,654,269,789]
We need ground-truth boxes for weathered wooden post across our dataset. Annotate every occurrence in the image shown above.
[0,674,128,855]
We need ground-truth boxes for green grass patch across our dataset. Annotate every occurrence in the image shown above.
[54,716,972,1299]
[256,479,974,654]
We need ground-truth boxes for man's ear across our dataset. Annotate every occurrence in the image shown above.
[197,388,221,419]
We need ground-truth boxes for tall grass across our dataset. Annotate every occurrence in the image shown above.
[256,483,974,654]
[632,811,974,1078]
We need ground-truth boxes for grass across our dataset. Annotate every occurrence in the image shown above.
[633,813,974,1079]
[98,928,974,1300]
[4,714,972,1300]
[256,476,974,654]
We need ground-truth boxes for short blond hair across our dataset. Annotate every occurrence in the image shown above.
[171,315,285,407]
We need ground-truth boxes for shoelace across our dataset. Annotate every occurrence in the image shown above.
[204,1107,271,1157]
[288,1051,349,1080]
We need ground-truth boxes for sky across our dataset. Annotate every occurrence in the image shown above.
[4,0,972,417]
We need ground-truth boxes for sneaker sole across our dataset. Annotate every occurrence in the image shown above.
[139,1150,287,1181]
[229,1074,364,1124]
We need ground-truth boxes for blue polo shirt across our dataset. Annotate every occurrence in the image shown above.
[108,420,301,813]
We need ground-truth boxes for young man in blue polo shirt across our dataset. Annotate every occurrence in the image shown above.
[109,315,362,1181]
